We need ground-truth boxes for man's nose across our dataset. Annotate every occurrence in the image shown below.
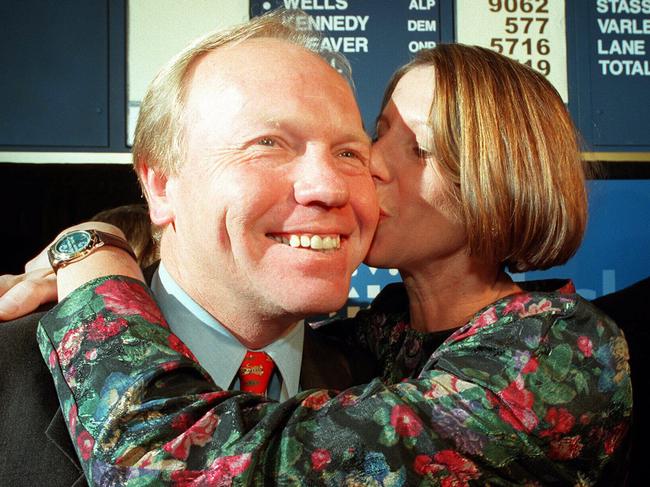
[293,150,349,208]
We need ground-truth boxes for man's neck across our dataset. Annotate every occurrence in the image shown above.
[159,257,300,349]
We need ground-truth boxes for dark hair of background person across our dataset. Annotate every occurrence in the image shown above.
[92,204,159,268]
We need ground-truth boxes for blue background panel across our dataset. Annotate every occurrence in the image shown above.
[251,0,447,132]
[586,4,650,148]
[0,1,109,147]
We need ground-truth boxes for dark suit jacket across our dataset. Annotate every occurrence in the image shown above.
[593,277,650,487]
[0,299,377,486]
[0,310,86,486]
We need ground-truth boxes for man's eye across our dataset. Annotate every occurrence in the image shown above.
[337,149,369,169]
[257,137,276,147]
[338,150,368,164]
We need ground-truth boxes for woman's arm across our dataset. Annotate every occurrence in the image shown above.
[0,222,143,321]
[54,223,144,298]
[37,271,632,485]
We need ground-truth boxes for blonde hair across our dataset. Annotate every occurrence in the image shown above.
[382,44,587,272]
[133,9,351,182]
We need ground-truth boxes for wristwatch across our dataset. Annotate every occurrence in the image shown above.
[48,229,136,273]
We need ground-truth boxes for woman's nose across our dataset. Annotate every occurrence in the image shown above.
[369,141,391,184]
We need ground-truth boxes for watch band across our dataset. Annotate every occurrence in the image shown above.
[49,229,137,273]
[93,230,137,260]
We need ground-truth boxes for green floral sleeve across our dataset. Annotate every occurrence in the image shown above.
[38,276,631,486]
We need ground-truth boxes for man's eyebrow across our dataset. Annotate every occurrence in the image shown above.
[344,130,372,145]
[263,117,371,145]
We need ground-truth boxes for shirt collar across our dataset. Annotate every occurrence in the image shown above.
[151,262,304,398]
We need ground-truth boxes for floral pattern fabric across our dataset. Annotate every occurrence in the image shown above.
[37,276,632,486]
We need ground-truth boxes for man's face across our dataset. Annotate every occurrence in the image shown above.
[160,38,378,325]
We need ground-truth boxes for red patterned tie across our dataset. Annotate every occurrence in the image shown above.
[238,351,276,396]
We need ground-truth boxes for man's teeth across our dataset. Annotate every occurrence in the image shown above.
[270,234,341,250]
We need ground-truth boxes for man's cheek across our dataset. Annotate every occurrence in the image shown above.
[356,182,380,232]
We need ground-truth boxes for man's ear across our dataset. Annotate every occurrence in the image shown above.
[137,163,175,226]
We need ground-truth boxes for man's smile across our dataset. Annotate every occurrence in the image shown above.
[266,233,342,250]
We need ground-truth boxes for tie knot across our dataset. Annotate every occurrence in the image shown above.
[238,351,276,396]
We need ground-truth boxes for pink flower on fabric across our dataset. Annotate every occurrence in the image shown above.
[339,392,359,407]
[497,377,538,432]
[199,391,232,402]
[171,413,194,431]
[577,336,593,357]
[68,404,78,434]
[503,293,532,315]
[167,334,197,362]
[414,450,480,485]
[311,448,332,471]
[58,325,85,367]
[451,307,498,342]
[390,404,423,437]
[204,453,252,484]
[171,454,253,486]
[521,356,539,374]
[604,423,628,455]
[86,314,128,341]
[302,390,332,410]
[519,298,559,318]
[435,450,479,475]
[548,435,583,460]
[414,454,444,476]
[163,411,219,460]
[96,279,166,326]
[77,430,95,461]
[48,350,57,368]
[540,407,575,438]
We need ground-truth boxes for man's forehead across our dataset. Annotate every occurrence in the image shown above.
[193,37,338,81]
[184,38,363,131]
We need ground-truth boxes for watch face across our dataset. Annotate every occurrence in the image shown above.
[55,230,92,255]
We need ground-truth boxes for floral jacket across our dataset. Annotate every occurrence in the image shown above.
[37,277,632,486]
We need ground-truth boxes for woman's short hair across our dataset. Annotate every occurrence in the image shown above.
[132,9,351,181]
[382,44,588,272]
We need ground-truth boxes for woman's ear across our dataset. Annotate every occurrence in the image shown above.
[138,163,175,226]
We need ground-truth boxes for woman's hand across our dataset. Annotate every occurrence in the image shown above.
[0,267,56,321]
[0,222,145,320]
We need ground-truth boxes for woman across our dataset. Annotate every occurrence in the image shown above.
[37,45,631,485]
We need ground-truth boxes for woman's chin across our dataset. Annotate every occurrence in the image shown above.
[363,247,395,269]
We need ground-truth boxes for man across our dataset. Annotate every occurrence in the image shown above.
[0,11,378,486]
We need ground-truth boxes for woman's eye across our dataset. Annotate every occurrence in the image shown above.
[414,146,431,159]
[374,119,387,140]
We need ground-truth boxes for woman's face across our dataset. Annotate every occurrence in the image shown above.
[365,66,467,272]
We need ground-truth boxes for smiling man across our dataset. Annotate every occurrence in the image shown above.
[147,35,377,352]
[0,11,379,486]
[134,24,379,392]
